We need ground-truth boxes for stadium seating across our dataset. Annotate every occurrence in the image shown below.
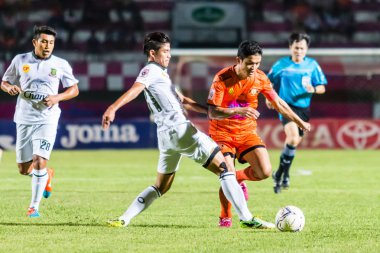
[2,0,380,51]
[1,1,379,120]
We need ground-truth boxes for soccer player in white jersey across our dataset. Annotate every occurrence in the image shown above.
[102,32,274,229]
[1,25,79,217]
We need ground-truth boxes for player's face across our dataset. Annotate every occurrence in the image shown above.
[33,33,55,59]
[152,43,171,68]
[237,54,262,79]
[290,39,308,63]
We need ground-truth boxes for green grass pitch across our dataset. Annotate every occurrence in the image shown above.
[0,149,379,253]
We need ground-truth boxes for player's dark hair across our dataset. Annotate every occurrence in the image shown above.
[237,40,263,60]
[143,32,171,57]
[33,25,57,39]
[288,32,310,47]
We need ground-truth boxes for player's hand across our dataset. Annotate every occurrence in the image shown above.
[6,85,22,96]
[43,95,59,107]
[300,122,311,132]
[237,107,260,119]
[265,99,274,109]
[102,107,116,130]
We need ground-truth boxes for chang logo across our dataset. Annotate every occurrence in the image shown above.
[23,91,47,101]
[337,121,380,149]
[192,6,225,23]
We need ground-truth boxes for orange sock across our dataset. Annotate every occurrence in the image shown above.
[236,166,260,183]
[219,187,232,218]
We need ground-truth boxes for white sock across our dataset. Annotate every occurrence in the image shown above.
[119,185,161,225]
[219,172,253,221]
[30,168,48,210]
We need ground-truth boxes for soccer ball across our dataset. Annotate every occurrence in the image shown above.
[275,206,305,232]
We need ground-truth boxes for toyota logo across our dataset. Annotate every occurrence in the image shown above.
[337,121,380,149]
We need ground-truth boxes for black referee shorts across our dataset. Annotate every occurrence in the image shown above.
[281,105,310,137]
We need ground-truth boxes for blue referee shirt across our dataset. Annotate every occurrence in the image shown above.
[268,56,327,108]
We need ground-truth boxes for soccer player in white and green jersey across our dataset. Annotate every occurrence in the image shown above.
[102,32,274,229]
[1,25,79,217]
[266,32,327,193]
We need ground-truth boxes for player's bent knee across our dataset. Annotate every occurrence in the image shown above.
[219,161,228,173]
[251,168,271,180]
[32,156,47,169]
[288,138,301,147]
[18,169,29,175]
[17,165,30,175]
[261,172,270,179]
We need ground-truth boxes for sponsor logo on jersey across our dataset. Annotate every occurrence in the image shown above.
[250,88,258,95]
[162,71,169,78]
[141,68,149,77]
[22,64,30,73]
[50,68,57,77]
[228,87,234,94]
[302,76,311,87]
[23,91,47,101]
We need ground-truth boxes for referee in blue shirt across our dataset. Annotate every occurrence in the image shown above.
[266,32,327,194]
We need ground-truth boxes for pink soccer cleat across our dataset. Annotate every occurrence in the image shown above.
[219,217,232,228]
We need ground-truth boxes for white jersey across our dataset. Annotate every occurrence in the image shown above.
[2,52,78,124]
[136,62,187,131]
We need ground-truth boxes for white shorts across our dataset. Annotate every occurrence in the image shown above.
[157,121,218,174]
[16,123,58,163]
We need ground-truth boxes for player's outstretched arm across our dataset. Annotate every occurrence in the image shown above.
[176,90,207,114]
[102,82,145,130]
[1,81,22,96]
[208,105,260,120]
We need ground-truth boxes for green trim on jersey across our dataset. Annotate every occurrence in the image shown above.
[144,88,162,112]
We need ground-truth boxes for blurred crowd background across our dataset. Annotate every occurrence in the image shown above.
[0,0,379,60]
[1,0,380,121]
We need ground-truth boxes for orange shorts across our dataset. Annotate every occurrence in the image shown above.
[210,133,266,164]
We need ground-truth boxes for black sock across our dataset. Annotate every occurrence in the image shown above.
[281,154,294,181]
[275,157,284,179]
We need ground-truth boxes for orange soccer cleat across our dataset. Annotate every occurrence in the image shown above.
[43,168,54,198]
[27,207,40,218]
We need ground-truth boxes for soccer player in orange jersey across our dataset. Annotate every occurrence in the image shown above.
[207,40,311,227]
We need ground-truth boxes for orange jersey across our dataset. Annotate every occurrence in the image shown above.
[207,66,275,136]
